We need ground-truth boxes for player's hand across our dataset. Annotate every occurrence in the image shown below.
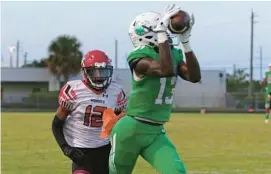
[154,4,181,33]
[62,145,86,164]
[179,14,195,43]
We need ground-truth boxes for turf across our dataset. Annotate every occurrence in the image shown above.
[1,113,271,174]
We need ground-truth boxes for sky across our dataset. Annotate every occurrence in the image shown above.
[1,1,271,78]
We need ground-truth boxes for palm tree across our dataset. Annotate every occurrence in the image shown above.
[47,35,83,88]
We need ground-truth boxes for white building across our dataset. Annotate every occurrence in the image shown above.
[1,68,53,103]
[1,68,226,108]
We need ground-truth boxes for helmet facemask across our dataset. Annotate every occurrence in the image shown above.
[83,65,113,91]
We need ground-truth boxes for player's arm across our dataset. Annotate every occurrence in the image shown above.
[52,106,70,150]
[51,84,84,163]
[177,51,201,83]
[130,40,176,77]
[52,84,74,149]
[177,14,201,83]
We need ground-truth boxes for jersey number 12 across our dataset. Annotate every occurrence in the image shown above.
[83,105,107,127]
[155,77,177,105]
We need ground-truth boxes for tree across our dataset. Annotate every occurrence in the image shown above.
[22,59,47,68]
[226,67,264,109]
[47,35,83,87]
[226,68,262,93]
[226,68,249,92]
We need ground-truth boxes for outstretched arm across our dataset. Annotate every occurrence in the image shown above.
[177,14,201,83]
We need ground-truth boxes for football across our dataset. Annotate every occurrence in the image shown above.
[168,10,191,34]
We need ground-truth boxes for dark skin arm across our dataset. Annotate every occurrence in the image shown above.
[132,41,175,77]
[56,106,71,120]
[178,51,201,83]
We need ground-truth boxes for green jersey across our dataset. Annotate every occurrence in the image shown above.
[126,46,183,122]
[265,71,271,93]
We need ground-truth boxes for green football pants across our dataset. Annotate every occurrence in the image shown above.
[109,116,186,174]
[265,92,271,109]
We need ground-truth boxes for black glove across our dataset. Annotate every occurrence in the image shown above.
[62,145,86,165]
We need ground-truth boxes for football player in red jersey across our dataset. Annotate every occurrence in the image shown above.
[52,50,127,174]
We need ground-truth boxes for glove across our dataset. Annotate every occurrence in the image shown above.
[62,145,86,165]
[179,14,195,43]
[154,4,181,33]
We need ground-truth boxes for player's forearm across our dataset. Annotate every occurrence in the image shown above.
[157,32,176,76]
[184,50,201,83]
[52,115,69,149]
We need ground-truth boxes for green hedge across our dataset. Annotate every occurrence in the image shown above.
[26,91,59,102]
[24,91,59,108]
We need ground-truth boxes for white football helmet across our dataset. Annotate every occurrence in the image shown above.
[128,11,180,48]
[128,11,160,48]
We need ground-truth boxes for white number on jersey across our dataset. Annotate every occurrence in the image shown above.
[155,77,177,105]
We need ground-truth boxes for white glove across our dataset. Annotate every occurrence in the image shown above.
[154,4,181,33]
[154,4,181,44]
[178,14,195,53]
[179,14,195,43]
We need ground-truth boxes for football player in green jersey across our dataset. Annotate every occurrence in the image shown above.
[109,4,201,174]
[261,63,271,124]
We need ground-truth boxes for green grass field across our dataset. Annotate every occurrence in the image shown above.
[1,113,271,174]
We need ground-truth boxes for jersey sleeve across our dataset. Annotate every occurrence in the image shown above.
[58,83,77,111]
[114,87,128,114]
[127,46,152,64]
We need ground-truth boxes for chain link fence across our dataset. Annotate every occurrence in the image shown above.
[1,92,265,112]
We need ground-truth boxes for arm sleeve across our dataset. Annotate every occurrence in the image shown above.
[52,115,69,149]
